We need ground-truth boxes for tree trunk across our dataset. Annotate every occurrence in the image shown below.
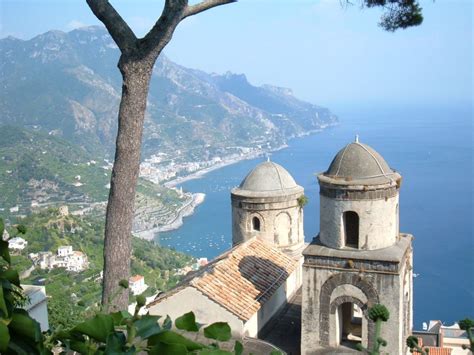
[102,56,153,310]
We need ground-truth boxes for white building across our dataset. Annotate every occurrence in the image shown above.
[417,320,472,354]
[57,245,73,257]
[129,275,148,296]
[66,251,88,272]
[22,285,49,332]
[8,237,28,251]
[147,237,299,338]
[32,247,88,272]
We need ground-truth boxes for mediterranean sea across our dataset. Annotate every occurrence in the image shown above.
[156,104,473,328]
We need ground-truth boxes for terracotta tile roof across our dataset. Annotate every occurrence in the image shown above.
[414,346,452,355]
[129,275,144,283]
[148,238,298,321]
[414,337,453,355]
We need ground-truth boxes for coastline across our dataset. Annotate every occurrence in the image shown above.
[135,124,338,238]
[133,192,205,240]
[163,144,289,188]
[163,125,337,188]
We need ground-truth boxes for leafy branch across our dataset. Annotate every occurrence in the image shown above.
[406,335,429,355]
[356,304,389,355]
[459,318,474,351]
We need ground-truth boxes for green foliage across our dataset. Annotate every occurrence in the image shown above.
[458,318,474,351]
[364,0,423,31]
[406,335,429,355]
[297,195,309,209]
[50,282,243,354]
[0,235,251,354]
[357,304,389,355]
[203,322,232,342]
[368,304,390,322]
[16,209,192,331]
[0,218,49,354]
[176,311,200,332]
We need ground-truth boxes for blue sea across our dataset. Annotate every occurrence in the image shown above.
[156,104,473,328]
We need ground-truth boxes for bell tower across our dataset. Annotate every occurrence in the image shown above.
[231,160,305,258]
[301,139,413,354]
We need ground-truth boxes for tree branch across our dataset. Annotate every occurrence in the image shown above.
[182,0,237,20]
[86,0,138,53]
[139,1,187,59]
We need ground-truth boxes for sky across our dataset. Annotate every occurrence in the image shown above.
[0,0,472,108]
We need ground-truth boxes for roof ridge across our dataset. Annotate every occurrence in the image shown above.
[334,143,350,176]
[269,161,285,190]
[353,142,388,176]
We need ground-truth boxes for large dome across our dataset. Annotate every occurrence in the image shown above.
[320,140,398,186]
[232,161,303,198]
[239,161,298,191]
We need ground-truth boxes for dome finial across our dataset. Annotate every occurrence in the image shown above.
[355,134,359,143]
[267,155,271,162]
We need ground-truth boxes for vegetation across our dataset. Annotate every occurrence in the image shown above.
[5,209,192,331]
[0,125,110,212]
[297,195,309,209]
[459,318,474,351]
[356,304,389,355]
[0,125,187,230]
[0,222,49,354]
[406,335,429,355]
[2,220,271,354]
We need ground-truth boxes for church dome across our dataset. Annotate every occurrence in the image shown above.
[232,161,303,197]
[320,139,399,186]
[240,161,297,191]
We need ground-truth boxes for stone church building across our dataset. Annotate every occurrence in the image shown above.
[147,139,413,354]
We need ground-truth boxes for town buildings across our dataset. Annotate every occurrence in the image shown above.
[129,275,148,296]
[8,236,28,251]
[30,245,88,272]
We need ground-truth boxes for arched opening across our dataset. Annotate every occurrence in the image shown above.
[343,211,359,248]
[252,216,261,231]
[336,302,362,348]
[321,275,379,349]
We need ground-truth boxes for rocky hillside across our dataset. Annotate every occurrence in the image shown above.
[0,125,187,224]
[0,26,337,161]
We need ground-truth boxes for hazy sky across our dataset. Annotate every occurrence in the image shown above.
[0,0,472,107]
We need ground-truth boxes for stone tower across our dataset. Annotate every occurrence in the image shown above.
[301,139,413,354]
[231,161,305,257]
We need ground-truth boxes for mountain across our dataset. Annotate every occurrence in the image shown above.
[0,26,337,161]
[0,125,188,226]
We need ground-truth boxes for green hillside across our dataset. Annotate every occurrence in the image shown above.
[0,125,110,213]
[0,125,187,225]
[11,208,193,330]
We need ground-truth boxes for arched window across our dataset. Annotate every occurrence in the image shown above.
[343,211,359,248]
[337,302,362,347]
[252,216,261,231]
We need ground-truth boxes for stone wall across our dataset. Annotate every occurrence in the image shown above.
[319,191,399,250]
[301,238,413,355]
[231,192,304,253]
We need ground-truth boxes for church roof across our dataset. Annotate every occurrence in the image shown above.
[233,161,303,197]
[319,139,399,186]
[147,238,298,321]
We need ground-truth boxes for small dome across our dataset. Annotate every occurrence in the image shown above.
[239,161,298,192]
[321,141,398,185]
